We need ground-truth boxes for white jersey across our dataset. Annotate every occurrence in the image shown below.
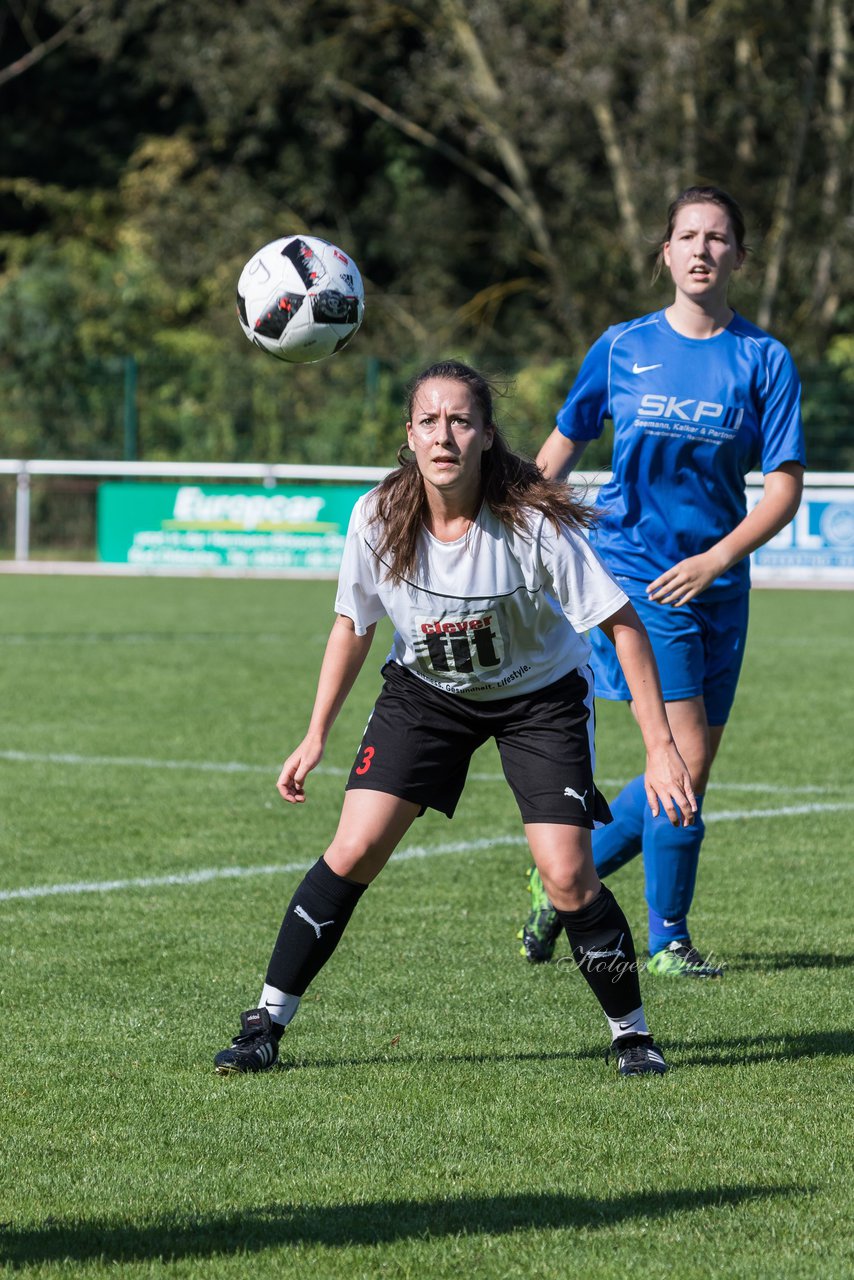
[335,493,628,701]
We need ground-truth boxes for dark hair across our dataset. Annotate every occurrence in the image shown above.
[653,185,748,281]
[371,360,595,584]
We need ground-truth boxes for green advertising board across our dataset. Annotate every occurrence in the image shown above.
[97,482,375,571]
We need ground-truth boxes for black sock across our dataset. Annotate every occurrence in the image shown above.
[265,857,368,997]
[556,885,643,1020]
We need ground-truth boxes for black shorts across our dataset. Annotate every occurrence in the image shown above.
[345,662,612,828]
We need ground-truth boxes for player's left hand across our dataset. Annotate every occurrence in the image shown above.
[646,550,727,607]
[644,744,697,827]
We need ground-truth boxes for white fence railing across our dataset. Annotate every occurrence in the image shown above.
[1,460,853,585]
[0,459,389,562]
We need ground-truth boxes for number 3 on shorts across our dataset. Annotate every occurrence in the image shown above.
[355,745,375,776]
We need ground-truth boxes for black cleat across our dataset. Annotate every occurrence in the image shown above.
[608,1033,668,1077]
[214,1007,279,1075]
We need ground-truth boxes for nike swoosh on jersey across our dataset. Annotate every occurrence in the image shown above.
[631,362,663,374]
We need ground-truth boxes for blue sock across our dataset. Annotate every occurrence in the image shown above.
[591,774,647,877]
[644,794,705,955]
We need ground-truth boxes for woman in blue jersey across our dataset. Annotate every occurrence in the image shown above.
[521,186,805,976]
[214,360,696,1078]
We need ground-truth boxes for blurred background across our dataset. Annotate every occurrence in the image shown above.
[1,0,852,489]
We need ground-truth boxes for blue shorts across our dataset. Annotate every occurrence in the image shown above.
[590,588,750,726]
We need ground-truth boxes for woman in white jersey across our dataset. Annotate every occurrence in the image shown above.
[214,361,695,1078]
[521,186,805,975]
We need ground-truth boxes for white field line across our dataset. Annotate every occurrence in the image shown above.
[704,802,854,822]
[0,750,274,775]
[2,803,854,904]
[0,632,300,645]
[0,749,843,797]
[0,837,522,902]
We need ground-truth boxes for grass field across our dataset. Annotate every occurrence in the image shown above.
[1,576,852,1279]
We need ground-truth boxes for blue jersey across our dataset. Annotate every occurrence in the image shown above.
[556,309,805,600]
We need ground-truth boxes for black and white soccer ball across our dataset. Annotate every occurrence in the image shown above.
[236,235,365,363]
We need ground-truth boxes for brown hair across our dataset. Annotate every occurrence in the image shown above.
[653,185,748,281]
[370,361,595,584]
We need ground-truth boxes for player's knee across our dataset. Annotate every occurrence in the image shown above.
[691,764,712,794]
[324,836,389,883]
[691,731,725,793]
[540,861,600,912]
[680,745,713,794]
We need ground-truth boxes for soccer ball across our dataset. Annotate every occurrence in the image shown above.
[236,235,365,364]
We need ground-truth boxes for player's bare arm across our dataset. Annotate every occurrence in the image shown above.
[599,602,697,827]
[535,430,588,481]
[647,462,804,607]
[277,616,376,803]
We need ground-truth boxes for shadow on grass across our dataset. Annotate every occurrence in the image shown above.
[270,1027,853,1076]
[0,1184,806,1266]
[280,1045,600,1072]
[668,1029,854,1068]
[729,951,854,971]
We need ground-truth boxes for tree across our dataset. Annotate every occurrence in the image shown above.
[0,0,851,465]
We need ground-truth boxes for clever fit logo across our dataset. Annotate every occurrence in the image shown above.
[417,614,502,674]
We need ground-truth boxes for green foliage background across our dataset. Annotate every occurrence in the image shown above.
[0,1,852,468]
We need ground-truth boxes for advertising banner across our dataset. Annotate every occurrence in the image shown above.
[96,480,854,583]
[748,485,854,582]
[97,482,374,572]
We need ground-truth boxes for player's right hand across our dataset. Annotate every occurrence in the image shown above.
[276,738,324,803]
